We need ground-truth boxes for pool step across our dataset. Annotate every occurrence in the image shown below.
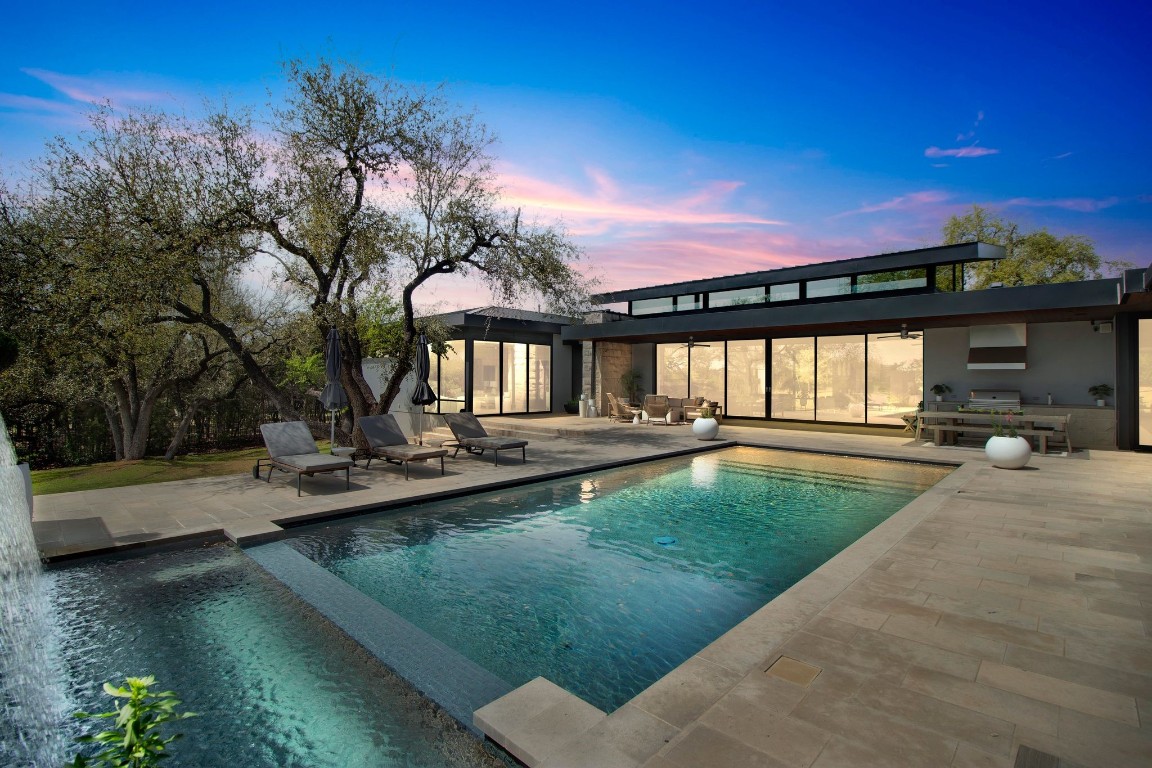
[474,677,620,768]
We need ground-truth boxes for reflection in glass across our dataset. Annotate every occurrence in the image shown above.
[676,294,702,311]
[503,343,527,412]
[689,343,724,400]
[472,341,500,414]
[1140,319,1152,446]
[656,344,688,398]
[529,344,551,412]
[769,283,800,302]
[817,335,865,423]
[633,297,674,315]
[710,287,766,308]
[437,340,466,413]
[806,277,851,298]
[854,269,927,293]
[771,338,815,420]
[866,334,923,426]
[726,340,765,417]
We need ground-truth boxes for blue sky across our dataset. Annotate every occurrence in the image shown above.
[2,0,1148,306]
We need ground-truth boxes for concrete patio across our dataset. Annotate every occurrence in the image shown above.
[31,418,1152,768]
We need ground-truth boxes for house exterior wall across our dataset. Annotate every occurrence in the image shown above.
[632,343,656,404]
[593,342,634,416]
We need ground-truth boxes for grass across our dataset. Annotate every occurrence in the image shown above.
[29,444,319,495]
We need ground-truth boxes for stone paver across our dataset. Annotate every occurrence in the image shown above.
[32,418,1152,767]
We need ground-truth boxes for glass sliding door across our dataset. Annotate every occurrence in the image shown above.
[656,343,689,398]
[816,335,866,423]
[529,344,551,412]
[689,343,724,400]
[866,334,923,425]
[502,343,528,413]
[437,340,466,413]
[726,340,765,417]
[1140,319,1152,447]
[771,338,815,420]
[472,341,501,415]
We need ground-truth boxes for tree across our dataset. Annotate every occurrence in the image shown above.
[941,205,1127,288]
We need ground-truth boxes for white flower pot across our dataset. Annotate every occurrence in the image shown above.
[985,435,1031,469]
[692,417,720,440]
[632,414,640,424]
[935,395,942,402]
[1096,399,1105,407]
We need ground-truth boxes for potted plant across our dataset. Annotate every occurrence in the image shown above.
[619,369,644,406]
[929,383,952,402]
[563,399,580,415]
[691,404,720,440]
[1089,383,1113,407]
[985,410,1031,469]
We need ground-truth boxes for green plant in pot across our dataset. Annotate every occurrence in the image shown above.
[563,399,580,414]
[1088,383,1113,406]
[929,383,952,402]
[619,369,644,405]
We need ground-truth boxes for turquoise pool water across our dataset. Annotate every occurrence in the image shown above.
[288,447,951,712]
[48,545,509,768]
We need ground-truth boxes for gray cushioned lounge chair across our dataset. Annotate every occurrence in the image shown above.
[357,414,449,480]
[441,412,527,466]
[256,421,354,496]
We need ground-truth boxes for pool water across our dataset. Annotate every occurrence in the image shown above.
[287,447,951,712]
[48,544,510,768]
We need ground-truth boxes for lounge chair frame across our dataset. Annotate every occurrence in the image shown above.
[255,421,354,496]
[441,412,528,466]
[357,414,449,480]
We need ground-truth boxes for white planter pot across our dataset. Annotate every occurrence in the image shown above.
[692,417,720,440]
[985,435,1032,469]
[934,395,942,402]
[1096,399,1105,407]
[632,414,640,424]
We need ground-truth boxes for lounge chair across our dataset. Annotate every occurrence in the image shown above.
[642,395,673,425]
[357,414,449,480]
[441,412,527,466]
[255,421,354,496]
[606,392,641,423]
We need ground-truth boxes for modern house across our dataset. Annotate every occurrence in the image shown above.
[370,243,1151,450]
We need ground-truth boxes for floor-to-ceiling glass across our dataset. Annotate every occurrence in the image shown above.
[725,340,766,417]
[656,343,689,398]
[689,343,724,401]
[1139,319,1152,447]
[866,334,923,426]
[472,341,501,415]
[771,338,815,420]
[436,340,466,413]
[529,344,551,412]
[502,343,528,412]
[816,335,866,423]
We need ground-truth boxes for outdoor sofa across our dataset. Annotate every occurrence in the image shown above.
[255,421,354,496]
[441,412,528,466]
[357,414,449,480]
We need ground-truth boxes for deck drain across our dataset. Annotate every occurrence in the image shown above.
[765,656,821,688]
[653,536,678,546]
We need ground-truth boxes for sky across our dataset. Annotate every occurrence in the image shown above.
[2,0,1149,312]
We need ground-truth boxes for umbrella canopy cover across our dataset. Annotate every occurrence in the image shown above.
[319,327,350,411]
[411,333,437,406]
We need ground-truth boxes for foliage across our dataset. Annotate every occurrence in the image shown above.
[930,383,951,395]
[990,410,1018,439]
[1089,383,1114,399]
[280,352,324,389]
[941,205,1131,289]
[699,406,715,419]
[619,369,644,403]
[69,676,196,768]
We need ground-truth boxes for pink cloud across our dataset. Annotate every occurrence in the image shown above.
[924,146,1000,158]
[834,190,951,218]
[1004,196,1120,213]
[21,68,175,109]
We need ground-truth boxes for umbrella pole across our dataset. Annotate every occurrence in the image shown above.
[331,409,337,451]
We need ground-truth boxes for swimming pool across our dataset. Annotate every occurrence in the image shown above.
[46,544,511,768]
[285,447,951,712]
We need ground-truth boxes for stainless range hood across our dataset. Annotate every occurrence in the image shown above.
[968,324,1027,370]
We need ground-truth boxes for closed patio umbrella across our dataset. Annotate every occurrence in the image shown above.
[410,333,437,445]
[318,327,349,451]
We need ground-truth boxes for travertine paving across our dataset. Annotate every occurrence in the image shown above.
[31,419,1152,767]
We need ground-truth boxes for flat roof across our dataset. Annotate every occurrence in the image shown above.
[593,242,1006,303]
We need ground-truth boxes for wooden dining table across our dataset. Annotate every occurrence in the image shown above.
[916,410,1071,454]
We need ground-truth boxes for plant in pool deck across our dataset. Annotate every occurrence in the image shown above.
[68,676,196,768]
[990,409,1018,438]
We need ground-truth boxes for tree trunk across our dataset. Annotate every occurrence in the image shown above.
[164,402,199,460]
[101,401,125,461]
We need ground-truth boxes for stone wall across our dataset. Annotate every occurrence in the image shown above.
[579,341,634,417]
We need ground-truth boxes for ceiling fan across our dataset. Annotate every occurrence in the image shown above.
[878,324,922,340]
[680,336,711,349]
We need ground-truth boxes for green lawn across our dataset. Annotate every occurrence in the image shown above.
[29,444,314,495]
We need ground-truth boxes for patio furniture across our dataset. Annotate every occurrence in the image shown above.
[606,392,641,422]
[357,414,449,480]
[442,412,528,466]
[255,421,354,496]
[916,411,1071,454]
[642,395,673,425]
[682,398,723,423]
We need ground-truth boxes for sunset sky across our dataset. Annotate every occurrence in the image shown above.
[2,1,1148,311]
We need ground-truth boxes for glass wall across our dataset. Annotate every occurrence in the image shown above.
[529,344,551,412]
[502,343,527,413]
[435,340,466,413]
[807,277,851,298]
[816,335,866,423]
[866,334,923,426]
[769,283,800,302]
[655,343,688,398]
[771,338,815,420]
[676,294,703,311]
[710,287,766,308]
[1140,319,1152,447]
[689,343,724,400]
[472,341,501,415]
[726,340,765,417]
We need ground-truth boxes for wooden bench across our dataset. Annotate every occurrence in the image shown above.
[916,412,1071,455]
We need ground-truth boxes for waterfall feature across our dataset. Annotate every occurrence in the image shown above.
[0,414,66,767]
